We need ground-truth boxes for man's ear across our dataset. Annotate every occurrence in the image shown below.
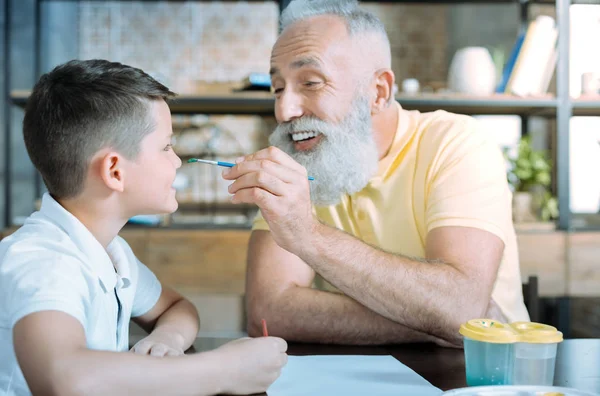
[99,152,125,193]
[371,68,395,115]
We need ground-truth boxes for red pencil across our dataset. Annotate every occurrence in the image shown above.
[261,318,268,337]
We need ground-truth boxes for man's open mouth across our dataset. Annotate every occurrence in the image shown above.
[291,131,321,142]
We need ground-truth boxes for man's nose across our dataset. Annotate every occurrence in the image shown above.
[275,90,304,123]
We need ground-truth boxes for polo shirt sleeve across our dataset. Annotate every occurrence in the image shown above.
[131,259,162,318]
[2,250,90,329]
[251,209,270,231]
[424,118,511,245]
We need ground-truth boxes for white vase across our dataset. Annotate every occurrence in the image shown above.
[448,47,497,96]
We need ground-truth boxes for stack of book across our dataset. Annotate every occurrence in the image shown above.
[496,15,558,97]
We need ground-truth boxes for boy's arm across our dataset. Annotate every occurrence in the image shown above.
[131,286,200,356]
[14,311,287,396]
[15,311,219,396]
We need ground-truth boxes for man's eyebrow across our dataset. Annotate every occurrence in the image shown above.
[269,57,323,76]
[290,57,322,70]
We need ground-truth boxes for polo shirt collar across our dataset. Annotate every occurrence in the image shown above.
[373,101,412,184]
[38,193,130,293]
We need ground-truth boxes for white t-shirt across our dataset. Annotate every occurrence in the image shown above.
[0,193,162,396]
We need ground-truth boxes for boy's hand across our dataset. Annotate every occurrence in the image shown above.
[213,336,288,395]
[130,327,186,357]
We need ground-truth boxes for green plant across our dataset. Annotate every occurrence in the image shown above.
[504,137,558,221]
[505,136,551,192]
[537,191,559,222]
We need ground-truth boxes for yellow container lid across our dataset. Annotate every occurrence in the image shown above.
[459,319,518,343]
[459,319,563,344]
[511,321,564,343]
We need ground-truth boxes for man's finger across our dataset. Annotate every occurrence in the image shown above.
[228,171,288,197]
[231,187,275,208]
[238,146,307,175]
[223,157,301,184]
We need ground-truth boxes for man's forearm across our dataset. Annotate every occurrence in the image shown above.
[152,299,200,351]
[298,223,487,343]
[248,285,449,346]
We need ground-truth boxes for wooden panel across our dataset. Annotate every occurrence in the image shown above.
[0,227,19,238]
[517,232,567,297]
[5,225,600,298]
[118,229,150,264]
[144,229,251,294]
[568,232,600,297]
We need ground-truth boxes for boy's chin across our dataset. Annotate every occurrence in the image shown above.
[130,199,179,218]
[157,199,179,215]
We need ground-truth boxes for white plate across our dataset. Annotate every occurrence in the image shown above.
[442,385,600,396]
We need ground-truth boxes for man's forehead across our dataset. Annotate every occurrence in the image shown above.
[284,14,348,37]
[270,20,352,74]
[270,56,324,76]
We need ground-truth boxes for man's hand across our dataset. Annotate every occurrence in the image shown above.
[130,327,185,357]
[223,146,317,255]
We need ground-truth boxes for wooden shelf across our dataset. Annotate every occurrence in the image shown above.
[572,98,600,117]
[396,93,557,116]
[170,92,275,115]
[11,90,561,117]
[9,89,277,116]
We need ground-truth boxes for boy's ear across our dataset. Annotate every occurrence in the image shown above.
[100,152,125,193]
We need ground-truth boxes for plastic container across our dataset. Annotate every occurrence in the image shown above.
[459,319,563,387]
[511,322,563,386]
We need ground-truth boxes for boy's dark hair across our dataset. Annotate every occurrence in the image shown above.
[23,59,175,199]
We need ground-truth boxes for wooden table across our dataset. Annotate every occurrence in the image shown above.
[188,337,600,394]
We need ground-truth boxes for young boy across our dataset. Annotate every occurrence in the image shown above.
[0,59,287,396]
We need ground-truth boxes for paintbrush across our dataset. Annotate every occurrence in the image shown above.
[188,158,315,181]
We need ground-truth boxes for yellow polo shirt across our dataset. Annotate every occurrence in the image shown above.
[253,102,530,323]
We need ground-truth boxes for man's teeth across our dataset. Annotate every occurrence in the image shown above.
[291,131,319,142]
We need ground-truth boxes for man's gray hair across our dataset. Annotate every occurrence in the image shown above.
[280,0,389,44]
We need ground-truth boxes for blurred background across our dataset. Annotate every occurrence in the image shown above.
[1,0,599,339]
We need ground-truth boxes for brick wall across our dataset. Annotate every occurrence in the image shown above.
[78,2,453,89]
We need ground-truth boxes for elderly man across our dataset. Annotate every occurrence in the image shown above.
[223,0,529,346]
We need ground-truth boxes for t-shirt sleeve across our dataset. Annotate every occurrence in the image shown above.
[131,259,162,318]
[251,209,271,231]
[2,252,90,329]
[425,118,511,244]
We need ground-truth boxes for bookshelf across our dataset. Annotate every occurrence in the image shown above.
[572,98,600,116]
[10,90,570,116]
[2,0,595,231]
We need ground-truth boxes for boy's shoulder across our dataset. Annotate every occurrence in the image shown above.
[1,210,80,258]
[0,211,91,287]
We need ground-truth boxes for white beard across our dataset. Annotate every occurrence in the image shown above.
[269,95,379,206]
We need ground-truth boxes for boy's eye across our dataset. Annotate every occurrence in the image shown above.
[164,144,172,151]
